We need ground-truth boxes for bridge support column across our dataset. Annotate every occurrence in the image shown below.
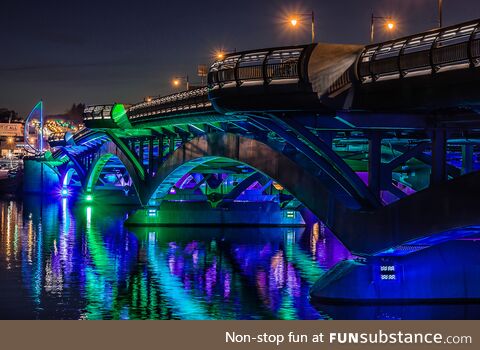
[368,133,382,201]
[148,138,154,177]
[462,144,473,175]
[430,129,447,186]
[139,139,144,168]
[169,136,176,154]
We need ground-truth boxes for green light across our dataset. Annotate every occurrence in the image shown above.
[86,194,93,202]
[111,104,132,128]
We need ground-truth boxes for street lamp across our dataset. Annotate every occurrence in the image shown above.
[438,0,443,28]
[288,11,315,43]
[213,48,236,61]
[172,75,189,90]
[370,14,397,43]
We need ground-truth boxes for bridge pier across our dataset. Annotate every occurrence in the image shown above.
[462,144,474,175]
[310,240,480,303]
[429,129,447,186]
[367,132,382,201]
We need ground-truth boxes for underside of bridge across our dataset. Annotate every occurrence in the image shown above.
[33,123,480,257]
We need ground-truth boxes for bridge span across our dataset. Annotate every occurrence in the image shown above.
[27,17,480,256]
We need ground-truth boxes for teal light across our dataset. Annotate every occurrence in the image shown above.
[61,188,69,197]
[147,209,157,217]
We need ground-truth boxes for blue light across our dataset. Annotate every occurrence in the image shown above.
[61,188,69,197]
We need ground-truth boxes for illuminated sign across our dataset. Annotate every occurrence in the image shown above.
[0,123,23,137]
[379,265,396,280]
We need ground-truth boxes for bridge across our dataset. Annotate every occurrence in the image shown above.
[26,18,480,256]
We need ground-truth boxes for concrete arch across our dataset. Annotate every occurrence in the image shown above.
[144,133,480,255]
[58,147,87,182]
[84,146,143,201]
[143,132,359,223]
[85,153,115,192]
[61,167,82,187]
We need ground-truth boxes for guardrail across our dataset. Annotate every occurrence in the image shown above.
[47,132,67,143]
[358,18,480,83]
[208,45,311,88]
[83,105,114,121]
[128,87,211,120]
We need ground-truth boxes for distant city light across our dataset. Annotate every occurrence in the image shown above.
[387,21,395,30]
[290,18,298,26]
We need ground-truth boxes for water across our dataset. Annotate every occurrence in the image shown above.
[0,197,479,320]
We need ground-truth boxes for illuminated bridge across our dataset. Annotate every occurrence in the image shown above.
[27,18,480,257]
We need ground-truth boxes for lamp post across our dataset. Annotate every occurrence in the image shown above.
[289,10,315,43]
[438,0,443,28]
[370,13,396,43]
[172,75,189,91]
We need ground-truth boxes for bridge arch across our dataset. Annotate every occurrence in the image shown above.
[143,133,359,225]
[61,167,82,188]
[84,150,142,200]
[141,133,480,255]
[58,147,87,183]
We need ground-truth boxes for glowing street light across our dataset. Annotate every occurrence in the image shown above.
[213,48,236,61]
[370,14,397,43]
[288,11,315,43]
[172,75,189,90]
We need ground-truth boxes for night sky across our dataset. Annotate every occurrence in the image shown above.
[1,0,480,117]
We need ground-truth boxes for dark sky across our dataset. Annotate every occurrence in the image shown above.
[1,0,480,117]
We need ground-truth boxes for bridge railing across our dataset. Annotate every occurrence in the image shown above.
[358,18,480,83]
[83,104,114,121]
[208,45,309,88]
[127,87,211,121]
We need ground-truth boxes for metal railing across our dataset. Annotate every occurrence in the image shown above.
[127,87,211,120]
[208,45,310,88]
[83,105,114,121]
[358,18,480,83]
[48,132,67,143]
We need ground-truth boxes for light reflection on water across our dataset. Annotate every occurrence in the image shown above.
[4,197,478,319]
[0,197,351,320]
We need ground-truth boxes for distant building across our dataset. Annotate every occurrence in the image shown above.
[0,108,23,156]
